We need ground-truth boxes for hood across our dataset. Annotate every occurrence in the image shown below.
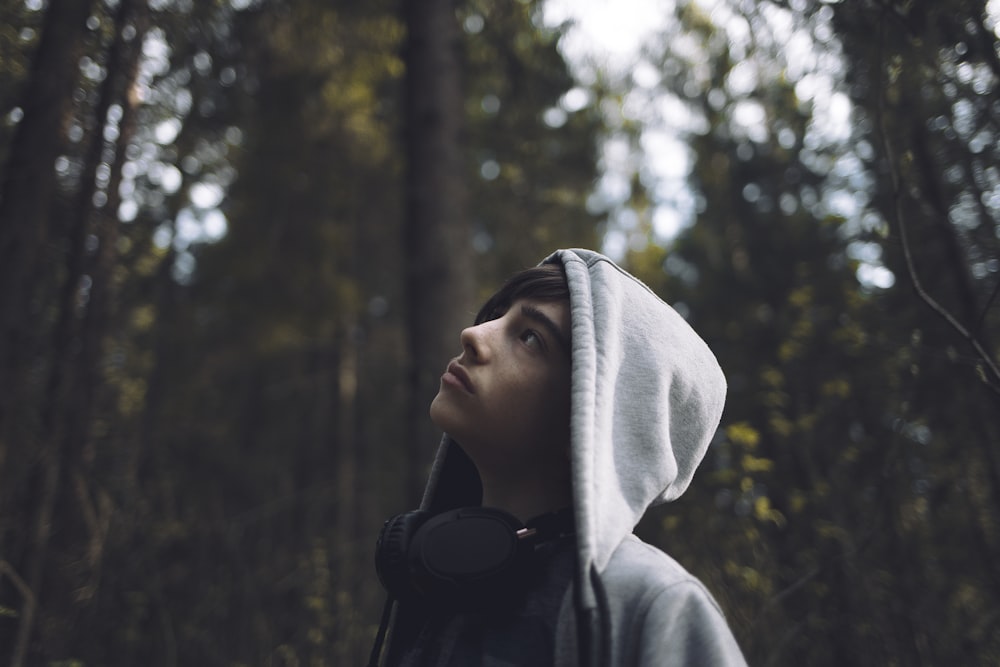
[419,247,726,575]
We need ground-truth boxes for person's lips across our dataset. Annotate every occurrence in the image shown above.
[443,361,475,394]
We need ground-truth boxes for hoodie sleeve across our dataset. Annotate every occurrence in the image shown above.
[636,580,747,667]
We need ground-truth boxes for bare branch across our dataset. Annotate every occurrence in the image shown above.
[873,10,1000,397]
[976,277,1000,338]
[0,560,37,667]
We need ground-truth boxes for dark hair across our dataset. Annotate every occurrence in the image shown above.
[473,262,569,325]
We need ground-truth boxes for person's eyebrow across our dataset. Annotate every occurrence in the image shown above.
[520,303,571,355]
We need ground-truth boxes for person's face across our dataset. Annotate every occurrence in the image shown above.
[429,298,572,477]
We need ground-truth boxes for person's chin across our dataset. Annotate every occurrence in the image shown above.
[429,391,460,431]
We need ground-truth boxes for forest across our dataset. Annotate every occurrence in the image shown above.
[0,0,998,665]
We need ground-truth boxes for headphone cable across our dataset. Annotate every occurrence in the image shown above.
[366,595,395,667]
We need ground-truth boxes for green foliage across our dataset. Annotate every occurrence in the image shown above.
[461,0,602,285]
[626,1,1000,665]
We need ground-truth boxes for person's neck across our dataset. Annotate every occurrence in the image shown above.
[479,472,571,524]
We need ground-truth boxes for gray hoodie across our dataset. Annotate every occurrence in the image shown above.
[388,248,746,666]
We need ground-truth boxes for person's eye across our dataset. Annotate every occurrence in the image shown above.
[520,329,544,350]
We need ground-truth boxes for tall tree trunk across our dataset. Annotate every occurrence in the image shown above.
[71,0,148,610]
[9,1,146,662]
[0,1,94,664]
[0,0,94,439]
[401,0,474,503]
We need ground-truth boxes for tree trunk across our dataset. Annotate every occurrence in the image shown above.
[0,1,94,664]
[7,0,147,661]
[0,0,94,436]
[401,0,474,504]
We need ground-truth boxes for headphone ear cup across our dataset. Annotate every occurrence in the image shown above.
[409,507,529,609]
[375,510,430,602]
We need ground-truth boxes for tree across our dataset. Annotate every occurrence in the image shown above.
[611,1,1000,664]
[401,0,475,504]
[828,1,1000,662]
[0,1,98,663]
[459,0,602,281]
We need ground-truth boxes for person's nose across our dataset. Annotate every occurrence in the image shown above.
[460,321,494,363]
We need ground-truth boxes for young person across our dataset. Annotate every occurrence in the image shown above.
[370,248,746,666]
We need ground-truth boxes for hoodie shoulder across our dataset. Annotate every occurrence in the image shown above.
[602,536,748,667]
[602,535,724,616]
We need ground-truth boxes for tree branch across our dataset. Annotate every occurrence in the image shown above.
[0,560,37,667]
[873,10,1000,397]
[976,277,1000,338]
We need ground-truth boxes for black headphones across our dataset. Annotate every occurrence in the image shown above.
[375,506,575,611]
